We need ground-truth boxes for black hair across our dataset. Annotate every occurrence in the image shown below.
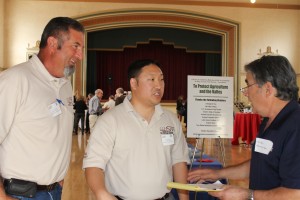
[39,17,84,49]
[127,59,161,80]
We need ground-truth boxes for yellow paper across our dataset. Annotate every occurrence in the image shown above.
[167,182,223,192]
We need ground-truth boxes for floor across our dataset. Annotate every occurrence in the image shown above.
[62,130,251,200]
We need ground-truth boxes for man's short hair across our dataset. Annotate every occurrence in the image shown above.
[127,59,161,81]
[116,87,124,94]
[95,89,103,95]
[245,55,299,101]
[39,17,84,49]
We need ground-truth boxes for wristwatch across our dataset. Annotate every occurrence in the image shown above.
[248,189,254,200]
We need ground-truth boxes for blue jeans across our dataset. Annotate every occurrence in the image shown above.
[8,184,62,200]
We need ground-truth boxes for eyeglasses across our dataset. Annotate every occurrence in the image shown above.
[240,83,257,93]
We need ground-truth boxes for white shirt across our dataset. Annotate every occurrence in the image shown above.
[102,99,115,110]
[0,54,74,184]
[83,98,189,199]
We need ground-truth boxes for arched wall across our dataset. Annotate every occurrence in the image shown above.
[75,9,240,100]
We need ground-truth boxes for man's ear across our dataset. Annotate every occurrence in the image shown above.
[130,78,138,90]
[265,82,274,96]
[47,36,57,50]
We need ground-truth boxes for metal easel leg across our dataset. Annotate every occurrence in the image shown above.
[189,138,199,172]
[189,138,205,200]
[198,138,205,169]
[218,136,229,184]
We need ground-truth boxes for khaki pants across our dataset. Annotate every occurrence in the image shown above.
[89,114,98,133]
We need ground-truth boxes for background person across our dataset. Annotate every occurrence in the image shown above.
[176,95,185,122]
[115,87,126,106]
[73,94,87,135]
[85,93,94,134]
[89,89,103,132]
[83,59,190,200]
[0,17,84,200]
[188,55,300,200]
[102,95,115,111]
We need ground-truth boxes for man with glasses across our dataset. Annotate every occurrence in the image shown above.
[240,82,257,93]
[188,55,300,199]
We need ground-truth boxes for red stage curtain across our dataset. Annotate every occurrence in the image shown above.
[87,40,219,100]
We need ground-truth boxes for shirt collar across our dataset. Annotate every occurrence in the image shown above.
[30,54,68,86]
[123,97,164,118]
[262,100,298,131]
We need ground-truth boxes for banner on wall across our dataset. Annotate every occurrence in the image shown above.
[187,75,233,139]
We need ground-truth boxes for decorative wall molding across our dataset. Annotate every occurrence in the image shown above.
[26,40,40,60]
[87,38,222,53]
[44,0,300,10]
[75,8,240,98]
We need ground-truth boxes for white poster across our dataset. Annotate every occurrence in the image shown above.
[187,76,233,138]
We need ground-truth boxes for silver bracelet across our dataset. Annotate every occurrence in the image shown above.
[248,189,254,200]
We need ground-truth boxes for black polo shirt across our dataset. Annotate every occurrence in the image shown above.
[250,100,300,190]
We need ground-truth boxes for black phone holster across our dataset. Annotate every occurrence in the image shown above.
[4,178,37,198]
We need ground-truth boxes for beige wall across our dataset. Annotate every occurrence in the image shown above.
[1,1,299,95]
[0,0,4,70]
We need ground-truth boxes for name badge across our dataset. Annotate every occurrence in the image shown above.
[161,134,174,146]
[48,101,62,117]
[254,138,273,155]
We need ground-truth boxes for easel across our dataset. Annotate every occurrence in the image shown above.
[186,76,233,199]
[189,136,227,171]
[188,136,228,200]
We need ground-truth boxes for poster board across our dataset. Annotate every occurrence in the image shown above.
[187,76,233,138]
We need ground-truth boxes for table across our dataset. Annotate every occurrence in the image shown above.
[190,154,223,169]
[231,113,261,145]
[172,153,225,200]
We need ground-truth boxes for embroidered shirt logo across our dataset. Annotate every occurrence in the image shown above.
[160,126,175,135]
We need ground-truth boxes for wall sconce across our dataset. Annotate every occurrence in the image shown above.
[257,46,279,57]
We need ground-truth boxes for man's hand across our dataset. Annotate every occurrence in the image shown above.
[208,185,248,200]
[187,168,220,183]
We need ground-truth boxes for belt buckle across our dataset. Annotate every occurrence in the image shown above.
[46,183,56,191]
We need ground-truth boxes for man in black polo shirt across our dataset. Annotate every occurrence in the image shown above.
[188,55,300,200]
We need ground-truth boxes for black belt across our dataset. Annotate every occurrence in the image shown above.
[115,193,169,200]
[36,182,58,191]
[90,114,99,116]
[4,179,58,192]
